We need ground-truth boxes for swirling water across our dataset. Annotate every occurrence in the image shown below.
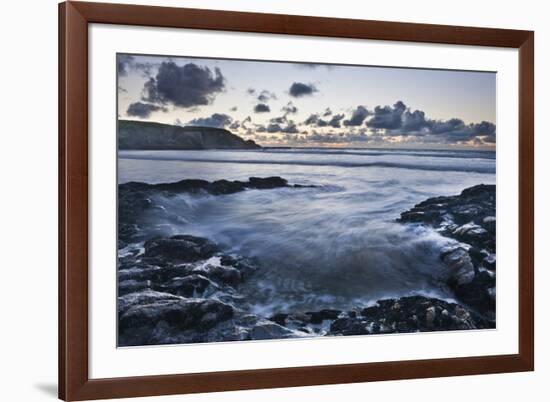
[118,148,496,314]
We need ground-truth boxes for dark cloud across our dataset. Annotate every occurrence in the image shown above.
[363,100,496,144]
[295,63,336,70]
[117,55,134,76]
[254,103,271,113]
[289,82,318,97]
[126,102,167,118]
[141,61,225,108]
[117,55,158,78]
[228,116,252,131]
[266,121,299,134]
[343,105,370,127]
[246,88,256,95]
[424,119,496,144]
[305,113,344,128]
[187,113,233,128]
[367,101,407,130]
[303,114,319,126]
[255,117,298,134]
[282,102,298,115]
[257,90,277,102]
[402,109,430,132]
[325,114,345,128]
[270,115,287,124]
[299,101,495,146]
[322,107,332,117]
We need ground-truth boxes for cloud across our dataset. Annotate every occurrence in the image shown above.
[401,109,430,132]
[289,82,318,97]
[303,114,319,126]
[117,55,134,76]
[255,114,298,134]
[228,116,252,131]
[229,106,238,111]
[187,113,233,128]
[141,61,225,108]
[322,107,332,117]
[304,113,344,128]
[306,132,363,144]
[343,105,370,126]
[325,114,345,128]
[257,90,277,102]
[282,102,298,115]
[117,55,158,78]
[295,63,336,71]
[296,100,496,146]
[254,103,271,113]
[424,119,496,143]
[367,101,407,130]
[126,102,167,118]
[266,122,299,134]
[362,100,496,144]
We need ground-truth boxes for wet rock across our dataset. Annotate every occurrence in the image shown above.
[305,309,342,324]
[398,184,496,319]
[249,322,300,340]
[247,176,288,189]
[118,176,313,245]
[398,184,496,253]
[119,176,298,198]
[441,247,475,286]
[118,279,150,296]
[118,290,234,346]
[144,235,219,263]
[330,317,372,336]
[159,274,218,298]
[329,295,492,336]
[454,270,496,316]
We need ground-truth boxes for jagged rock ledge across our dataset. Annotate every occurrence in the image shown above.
[398,184,496,318]
[118,176,315,247]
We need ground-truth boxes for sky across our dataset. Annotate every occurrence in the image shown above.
[117,53,496,149]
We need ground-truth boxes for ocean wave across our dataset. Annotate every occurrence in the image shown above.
[261,148,495,160]
[119,154,495,174]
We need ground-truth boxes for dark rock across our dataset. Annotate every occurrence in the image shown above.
[118,279,150,296]
[330,317,371,336]
[329,295,493,336]
[247,176,288,189]
[398,184,495,248]
[118,290,234,346]
[269,313,289,326]
[398,184,496,319]
[144,235,219,263]
[159,274,218,297]
[249,322,299,340]
[441,247,475,286]
[454,270,496,316]
[305,309,342,324]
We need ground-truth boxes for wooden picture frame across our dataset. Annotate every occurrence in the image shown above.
[59,1,534,400]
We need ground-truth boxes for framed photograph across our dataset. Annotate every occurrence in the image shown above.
[59,1,534,400]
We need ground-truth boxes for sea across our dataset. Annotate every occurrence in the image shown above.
[118,147,496,315]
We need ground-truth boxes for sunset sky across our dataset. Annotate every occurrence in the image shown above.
[117,53,496,149]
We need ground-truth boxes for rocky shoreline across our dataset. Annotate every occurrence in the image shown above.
[118,177,496,347]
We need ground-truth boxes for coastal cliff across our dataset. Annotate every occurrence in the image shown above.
[118,120,260,150]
